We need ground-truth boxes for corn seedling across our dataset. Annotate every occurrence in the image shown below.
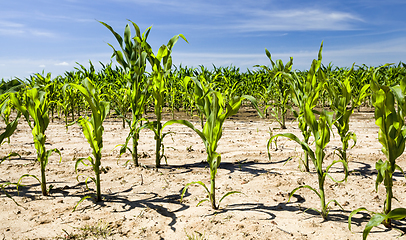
[145,32,187,168]
[287,71,312,172]
[255,49,293,129]
[100,20,153,167]
[0,101,21,162]
[269,43,348,219]
[0,80,23,205]
[348,65,406,239]
[326,63,370,175]
[0,79,23,161]
[66,77,109,203]
[165,76,261,209]
[10,87,61,196]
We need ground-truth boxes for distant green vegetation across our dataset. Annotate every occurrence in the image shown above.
[3,60,406,124]
[1,20,406,239]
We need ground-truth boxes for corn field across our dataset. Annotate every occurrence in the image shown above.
[0,22,406,239]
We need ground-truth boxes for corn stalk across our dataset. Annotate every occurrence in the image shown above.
[66,77,109,203]
[349,65,406,239]
[165,76,262,209]
[269,42,348,220]
[100,20,154,167]
[10,88,61,196]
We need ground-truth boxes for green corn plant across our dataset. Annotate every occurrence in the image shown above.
[164,76,262,210]
[100,20,153,167]
[60,70,85,123]
[348,65,406,239]
[326,63,370,174]
[287,71,312,172]
[0,100,21,203]
[10,87,61,196]
[0,100,21,162]
[66,77,109,202]
[255,50,293,129]
[269,43,348,220]
[28,72,61,122]
[0,80,23,205]
[110,85,131,128]
[146,33,187,168]
[0,79,23,150]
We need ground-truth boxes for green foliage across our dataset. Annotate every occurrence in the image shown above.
[100,20,153,167]
[287,71,311,171]
[0,79,22,149]
[10,87,61,196]
[269,42,348,220]
[165,76,261,209]
[145,32,188,168]
[326,63,370,173]
[0,79,23,205]
[67,77,110,202]
[255,49,293,129]
[349,65,406,239]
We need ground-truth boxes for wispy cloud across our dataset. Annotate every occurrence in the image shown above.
[55,62,70,66]
[233,8,364,32]
[172,36,406,70]
[115,0,363,32]
[0,20,24,28]
[0,19,58,38]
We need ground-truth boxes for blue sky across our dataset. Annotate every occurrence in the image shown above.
[1,0,406,80]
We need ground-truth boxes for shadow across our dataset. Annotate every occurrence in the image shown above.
[149,157,291,178]
[0,180,89,200]
[84,187,190,231]
[1,180,190,232]
[350,161,405,179]
[350,161,375,177]
[349,212,406,236]
[207,200,351,223]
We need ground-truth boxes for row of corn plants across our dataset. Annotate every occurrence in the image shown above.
[267,43,406,238]
[1,21,406,239]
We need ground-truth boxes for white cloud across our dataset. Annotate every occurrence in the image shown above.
[39,64,46,68]
[30,30,57,38]
[0,18,58,38]
[55,62,69,66]
[117,1,363,32]
[172,36,406,71]
[227,8,363,32]
[0,20,24,28]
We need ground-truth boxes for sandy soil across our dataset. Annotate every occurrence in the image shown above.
[0,108,405,240]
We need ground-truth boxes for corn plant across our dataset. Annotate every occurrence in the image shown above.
[285,71,312,172]
[255,50,293,129]
[100,20,153,167]
[164,76,261,209]
[60,71,84,123]
[0,79,22,156]
[10,87,61,196]
[269,43,348,219]
[348,65,406,239]
[0,101,21,162]
[326,64,370,174]
[0,103,21,204]
[66,77,109,202]
[0,80,23,205]
[146,33,187,168]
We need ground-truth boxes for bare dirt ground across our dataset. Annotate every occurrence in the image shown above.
[0,107,405,240]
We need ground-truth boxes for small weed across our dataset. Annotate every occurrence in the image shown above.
[185,229,206,240]
[58,220,112,239]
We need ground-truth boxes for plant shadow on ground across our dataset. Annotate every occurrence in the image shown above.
[156,157,290,178]
[93,189,190,231]
[1,180,190,232]
[350,160,405,179]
